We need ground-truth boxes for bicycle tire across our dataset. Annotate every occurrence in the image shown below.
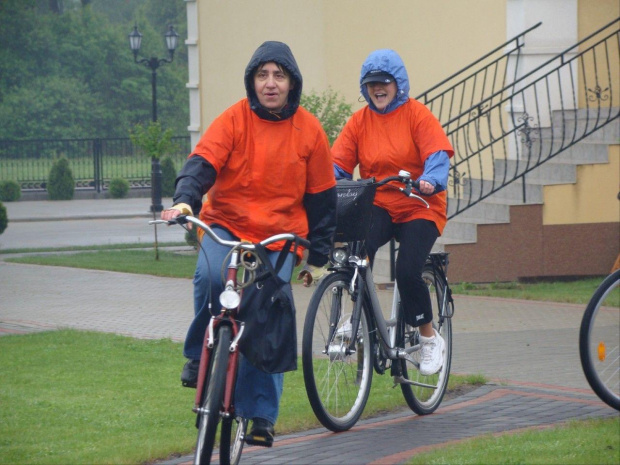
[399,266,452,415]
[219,416,247,465]
[302,271,374,432]
[194,324,232,465]
[579,269,620,411]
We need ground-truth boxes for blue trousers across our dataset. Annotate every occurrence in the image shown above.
[183,226,295,424]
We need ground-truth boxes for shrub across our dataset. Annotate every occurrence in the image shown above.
[0,201,7,235]
[160,156,177,197]
[0,180,21,202]
[108,178,129,199]
[185,227,198,250]
[300,88,353,145]
[47,158,75,200]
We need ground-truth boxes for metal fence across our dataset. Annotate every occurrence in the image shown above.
[0,136,191,192]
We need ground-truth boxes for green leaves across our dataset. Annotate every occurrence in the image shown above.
[301,88,353,145]
[129,121,174,160]
[0,0,188,140]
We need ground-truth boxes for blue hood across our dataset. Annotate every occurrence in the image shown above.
[360,49,410,114]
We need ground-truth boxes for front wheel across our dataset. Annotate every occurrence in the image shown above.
[579,270,620,411]
[194,325,232,465]
[302,271,374,432]
[399,266,452,415]
[219,416,247,465]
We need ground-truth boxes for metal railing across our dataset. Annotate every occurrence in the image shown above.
[447,17,620,218]
[416,22,542,125]
[0,136,191,192]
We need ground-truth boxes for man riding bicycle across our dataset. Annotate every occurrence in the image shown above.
[161,40,337,447]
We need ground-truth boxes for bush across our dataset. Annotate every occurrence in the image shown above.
[300,87,353,145]
[160,156,177,197]
[108,178,129,199]
[0,180,21,202]
[47,158,75,200]
[0,201,7,235]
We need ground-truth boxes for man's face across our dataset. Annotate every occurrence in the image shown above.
[253,62,293,112]
[366,81,397,112]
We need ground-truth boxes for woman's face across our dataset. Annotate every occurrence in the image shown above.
[366,81,397,112]
[253,62,293,112]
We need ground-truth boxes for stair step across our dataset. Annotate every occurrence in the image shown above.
[447,199,510,223]
[545,115,619,143]
[494,159,576,184]
[462,178,543,205]
[516,137,610,165]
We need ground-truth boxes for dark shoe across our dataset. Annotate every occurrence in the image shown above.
[245,418,274,447]
[181,359,199,388]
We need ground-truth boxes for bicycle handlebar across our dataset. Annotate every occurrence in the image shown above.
[374,170,431,209]
[149,215,312,249]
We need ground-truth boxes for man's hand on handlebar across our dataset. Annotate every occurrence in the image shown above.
[161,204,193,228]
[297,263,327,287]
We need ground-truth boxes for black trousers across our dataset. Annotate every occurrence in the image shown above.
[365,206,439,327]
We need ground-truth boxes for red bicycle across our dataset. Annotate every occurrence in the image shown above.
[150,215,309,464]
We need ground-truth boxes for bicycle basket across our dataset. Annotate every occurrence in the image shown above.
[334,178,377,242]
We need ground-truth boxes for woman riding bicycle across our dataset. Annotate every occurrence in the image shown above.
[331,49,454,376]
[161,40,337,447]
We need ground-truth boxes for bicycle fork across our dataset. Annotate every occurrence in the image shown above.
[193,316,244,419]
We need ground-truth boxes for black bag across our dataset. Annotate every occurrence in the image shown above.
[334,178,377,242]
[237,240,298,374]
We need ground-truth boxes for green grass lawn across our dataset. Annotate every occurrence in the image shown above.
[408,417,620,465]
[0,330,484,465]
[4,247,607,302]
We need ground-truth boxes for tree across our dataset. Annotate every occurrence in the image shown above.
[0,0,188,140]
[129,122,174,160]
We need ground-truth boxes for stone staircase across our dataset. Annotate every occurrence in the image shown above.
[372,109,619,284]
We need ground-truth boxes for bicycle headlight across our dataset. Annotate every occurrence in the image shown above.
[331,247,349,265]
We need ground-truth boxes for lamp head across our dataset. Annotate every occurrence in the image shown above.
[128,25,142,57]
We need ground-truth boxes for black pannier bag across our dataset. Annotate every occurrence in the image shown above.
[334,178,377,242]
[237,239,299,374]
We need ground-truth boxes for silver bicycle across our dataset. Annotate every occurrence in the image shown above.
[302,172,455,432]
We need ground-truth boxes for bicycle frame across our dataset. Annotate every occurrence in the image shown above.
[334,244,453,366]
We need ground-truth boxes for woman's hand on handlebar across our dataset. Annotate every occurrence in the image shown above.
[417,180,435,195]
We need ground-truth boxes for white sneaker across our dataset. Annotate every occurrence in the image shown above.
[336,318,352,339]
[419,329,445,376]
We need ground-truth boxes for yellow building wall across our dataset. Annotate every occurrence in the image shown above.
[577,0,620,108]
[543,145,620,225]
[195,0,505,130]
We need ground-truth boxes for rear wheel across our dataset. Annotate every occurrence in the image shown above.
[399,267,452,415]
[302,271,374,432]
[194,325,231,465]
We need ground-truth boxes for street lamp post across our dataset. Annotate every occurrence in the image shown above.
[129,25,179,260]
[128,24,179,214]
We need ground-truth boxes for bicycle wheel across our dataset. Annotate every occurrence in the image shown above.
[302,271,374,432]
[399,266,452,415]
[579,270,620,411]
[219,416,247,465]
[194,324,231,465]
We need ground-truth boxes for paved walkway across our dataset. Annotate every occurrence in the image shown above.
[0,198,617,464]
